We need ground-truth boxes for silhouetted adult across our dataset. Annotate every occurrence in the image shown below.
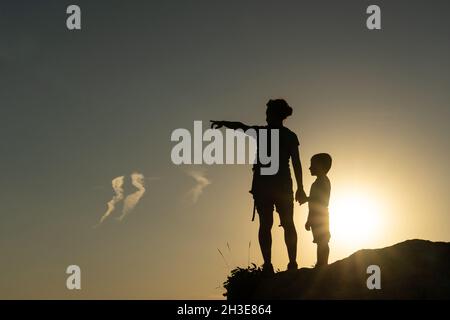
[211,99,307,273]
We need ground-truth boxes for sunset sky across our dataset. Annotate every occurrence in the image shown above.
[1,0,449,299]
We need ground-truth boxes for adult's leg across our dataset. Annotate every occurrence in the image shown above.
[283,218,297,264]
[278,199,297,265]
[258,207,274,265]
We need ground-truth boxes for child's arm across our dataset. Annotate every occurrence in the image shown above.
[304,196,311,230]
[305,220,311,231]
[305,208,312,231]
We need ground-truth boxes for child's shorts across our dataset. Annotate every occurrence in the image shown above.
[310,214,331,244]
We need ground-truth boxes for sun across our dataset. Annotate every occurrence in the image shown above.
[330,191,382,250]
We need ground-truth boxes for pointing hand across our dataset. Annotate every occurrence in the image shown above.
[210,120,224,129]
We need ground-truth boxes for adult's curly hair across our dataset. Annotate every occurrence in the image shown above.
[266,99,293,120]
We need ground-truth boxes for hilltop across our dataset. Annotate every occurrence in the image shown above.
[223,239,450,299]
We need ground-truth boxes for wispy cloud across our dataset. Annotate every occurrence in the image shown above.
[98,176,125,225]
[186,169,211,204]
[96,172,151,226]
[117,172,146,221]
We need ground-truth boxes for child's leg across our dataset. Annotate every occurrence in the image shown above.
[317,242,330,266]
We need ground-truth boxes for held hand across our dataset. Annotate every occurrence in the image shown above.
[305,221,311,231]
[210,120,224,129]
[295,189,307,205]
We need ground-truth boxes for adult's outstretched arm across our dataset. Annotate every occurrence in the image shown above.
[210,120,252,131]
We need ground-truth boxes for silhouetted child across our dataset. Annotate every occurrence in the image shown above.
[305,153,332,267]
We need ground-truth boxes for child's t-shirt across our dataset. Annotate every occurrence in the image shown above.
[308,176,331,221]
